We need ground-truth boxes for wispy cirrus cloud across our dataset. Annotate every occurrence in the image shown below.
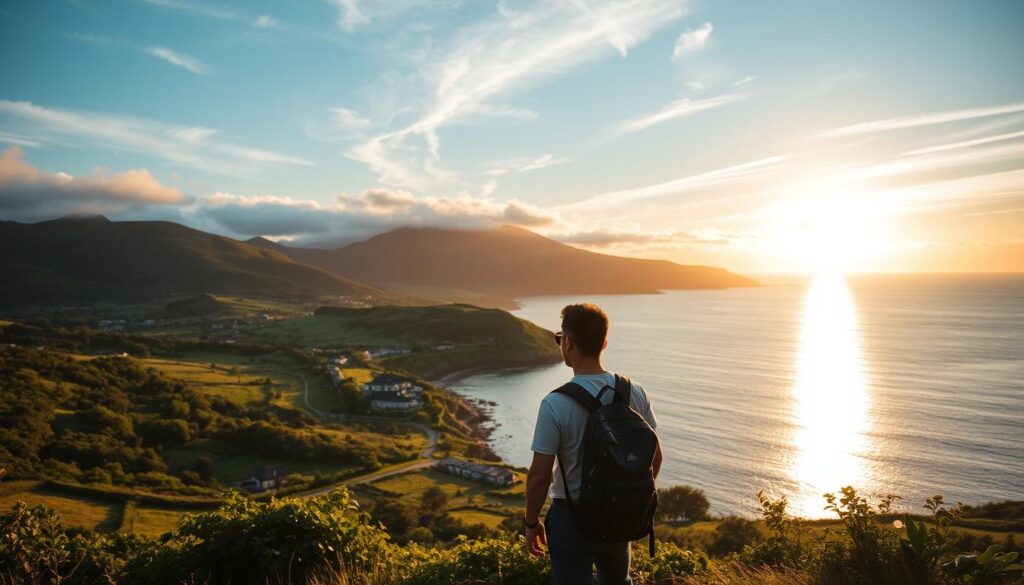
[0,147,186,221]
[0,100,312,176]
[903,129,1024,157]
[484,154,568,177]
[820,101,1024,138]
[146,46,211,75]
[137,0,278,30]
[564,155,787,212]
[672,21,713,59]
[326,0,460,32]
[616,92,745,134]
[347,0,690,190]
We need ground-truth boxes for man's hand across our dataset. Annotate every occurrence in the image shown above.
[525,520,547,557]
[524,452,554,556]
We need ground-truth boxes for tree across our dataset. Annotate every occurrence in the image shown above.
[419,486,449,525]
[656,485,710,523]
[371,498,418,539]
[421,485,449,512]
[336,377,364,413]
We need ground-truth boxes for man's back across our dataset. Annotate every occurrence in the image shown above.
[531,371,658,501]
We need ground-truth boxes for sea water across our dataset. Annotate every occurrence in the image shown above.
[449,274,1024,517]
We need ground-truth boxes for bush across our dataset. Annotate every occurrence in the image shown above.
[709,515,762,556]
[123,489,391,585]
[657,485,711,523]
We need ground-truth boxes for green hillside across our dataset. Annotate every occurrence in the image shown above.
[0,216,406,306]
[225,304,562,378]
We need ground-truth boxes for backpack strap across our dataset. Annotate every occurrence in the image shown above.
[613,373,632,406]
[551,382,602,412]
[549,382,601,514]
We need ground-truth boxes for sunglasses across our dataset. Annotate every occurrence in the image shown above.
[553,332,567,346]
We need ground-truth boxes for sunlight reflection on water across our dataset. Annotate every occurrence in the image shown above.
[788,272,872,516]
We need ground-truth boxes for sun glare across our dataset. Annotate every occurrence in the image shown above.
[788,271,872,516]
[767,185,889,273]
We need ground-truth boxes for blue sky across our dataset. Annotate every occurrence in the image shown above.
[1,0,1022,272]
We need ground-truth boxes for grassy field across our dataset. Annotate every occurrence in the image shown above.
[163,439,354,485]
[125,505,189,538]
[140,357,275,404]
[162,422,426,487]
[449,507,510,529]
[369,468,522,512]
[0,486,121,532]
[217,304,560,379]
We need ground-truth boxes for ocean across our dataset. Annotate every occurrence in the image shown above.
[448,273,1024,517]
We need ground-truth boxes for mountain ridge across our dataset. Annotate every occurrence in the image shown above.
[247,224,758,305]
[0,216,405,306]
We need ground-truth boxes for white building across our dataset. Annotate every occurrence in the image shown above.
[438,458,518,487]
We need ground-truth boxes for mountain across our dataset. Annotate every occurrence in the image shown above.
[247,225,758,306]
[0,216,403,306]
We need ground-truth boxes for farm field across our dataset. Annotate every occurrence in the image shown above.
[0,486,121,533]
[368,467,522,512]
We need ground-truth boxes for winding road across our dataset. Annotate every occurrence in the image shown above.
[291,372,440,499]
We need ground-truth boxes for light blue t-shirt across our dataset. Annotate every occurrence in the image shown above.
[530,372,658,500]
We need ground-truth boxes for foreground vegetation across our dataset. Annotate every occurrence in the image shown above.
[2,483,1021,585]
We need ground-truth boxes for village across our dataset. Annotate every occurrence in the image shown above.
[216,353,524,495]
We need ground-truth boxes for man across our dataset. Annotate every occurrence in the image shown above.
[524,303,661,585]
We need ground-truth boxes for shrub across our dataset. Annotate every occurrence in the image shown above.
[709,515,762,556]
[123,489,391,585]
[657,485,711,523]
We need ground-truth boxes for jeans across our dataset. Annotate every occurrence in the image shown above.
[545,503,632,585]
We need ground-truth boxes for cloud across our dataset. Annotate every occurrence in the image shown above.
[347,0,688,189]
[902,129,1024,157]
[253,15,278,28]
[326,0,459,32]
[0,147,186,221]
[138,0,278,30]
[0,100,311,176]
[564,155,787,212]
[616,92,745,134]
[672,22,713,59]
[200,193,337,236]
[501,200,555,226]
[329,107,372,135]
[820,101,1024,138]
[197,187,556,243]
[484,153,567,177]
[551,225,755,251]
[146,46,211,75]
[876,169,1024,215]
[0,131,43,148]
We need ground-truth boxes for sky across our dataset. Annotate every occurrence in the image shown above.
[1,0,1022,274]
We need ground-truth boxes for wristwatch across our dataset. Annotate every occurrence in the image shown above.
[523,517,539,529]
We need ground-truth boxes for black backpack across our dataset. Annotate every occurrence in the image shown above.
[552,373,659,555]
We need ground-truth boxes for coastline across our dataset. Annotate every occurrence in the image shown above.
[431,362,560,464]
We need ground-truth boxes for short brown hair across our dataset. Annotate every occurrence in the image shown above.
[560,303,608,357]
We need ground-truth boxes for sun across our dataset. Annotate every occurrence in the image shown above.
[766,184,890,273]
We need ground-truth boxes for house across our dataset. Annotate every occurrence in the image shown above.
[362,373,415,395]
[438,457,518,487]
[367,390,423,413]
[245,466,285,491]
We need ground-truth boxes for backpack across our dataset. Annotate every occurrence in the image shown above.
[551,373,660,555]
